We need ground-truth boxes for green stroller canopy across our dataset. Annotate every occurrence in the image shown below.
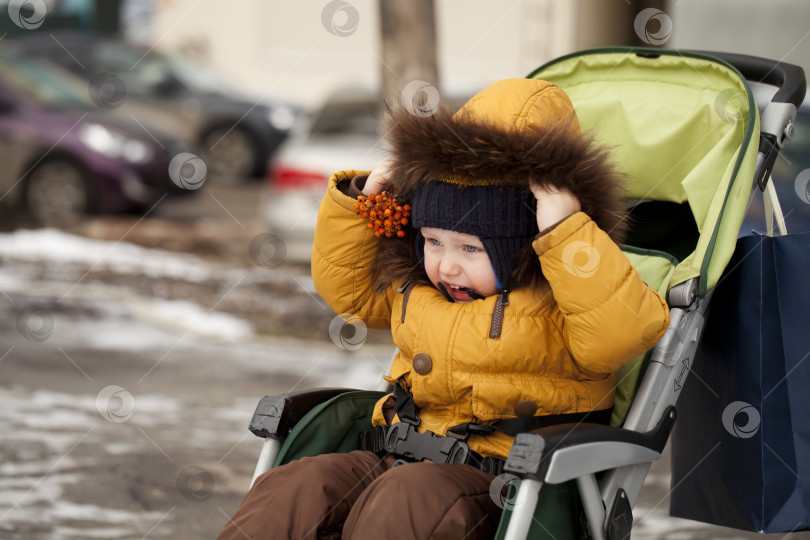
[530,48,760,297]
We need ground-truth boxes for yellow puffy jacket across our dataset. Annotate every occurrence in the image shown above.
[312,170,670,459]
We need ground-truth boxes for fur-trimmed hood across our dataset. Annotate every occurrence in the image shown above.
[373,78,628,294]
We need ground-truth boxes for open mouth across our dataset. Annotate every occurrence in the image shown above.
[437,282,483,302]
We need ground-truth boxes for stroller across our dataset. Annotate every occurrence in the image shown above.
[243,47,806,539]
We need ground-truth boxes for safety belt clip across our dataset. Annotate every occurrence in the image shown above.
[447,422,496,440]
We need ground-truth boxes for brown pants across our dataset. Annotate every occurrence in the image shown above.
[217,450,502,540]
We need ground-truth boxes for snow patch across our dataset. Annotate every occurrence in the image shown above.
[129,298,253,342]
[51,525,142,539]
[0,388,187,433]
[0,228,226,282]
[632,509,742,540]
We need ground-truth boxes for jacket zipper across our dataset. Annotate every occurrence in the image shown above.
[488,290,509,339]
[398,281,414,323]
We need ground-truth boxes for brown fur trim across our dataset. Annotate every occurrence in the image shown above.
[373,104,628,295]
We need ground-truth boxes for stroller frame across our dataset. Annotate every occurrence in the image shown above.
[244,48,806,540]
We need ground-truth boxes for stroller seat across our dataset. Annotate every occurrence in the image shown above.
[241,47,805,540]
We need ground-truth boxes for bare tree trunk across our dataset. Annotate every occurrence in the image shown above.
[378,0,439,109]
[627,0,669,47]
[575,0,669,49]
[95,0,123,37]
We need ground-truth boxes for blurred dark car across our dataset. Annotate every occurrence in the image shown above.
[262,88,385,262]
[263,87,470,262]
[14,33,299,181]
[0,51,188,223]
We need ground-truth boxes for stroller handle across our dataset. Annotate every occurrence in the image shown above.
[694,50,807,108]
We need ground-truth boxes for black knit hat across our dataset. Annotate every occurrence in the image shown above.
[370,79,629,295]
[411,180,538,289]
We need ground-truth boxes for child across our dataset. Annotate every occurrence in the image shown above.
[218,79,669,540]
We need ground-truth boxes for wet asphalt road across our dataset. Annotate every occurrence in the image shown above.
[1,179,807,539]
[0,287,388,540]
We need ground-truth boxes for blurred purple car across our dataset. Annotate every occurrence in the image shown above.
[0,52,189,223]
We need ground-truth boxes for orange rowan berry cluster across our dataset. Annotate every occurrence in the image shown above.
[354,191,412,238]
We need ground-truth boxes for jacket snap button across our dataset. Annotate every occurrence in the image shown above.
[412,353,432,375]
[514,400,538,417]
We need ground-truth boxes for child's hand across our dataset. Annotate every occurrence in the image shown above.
[530,179,581,231]
[362,158,395,196]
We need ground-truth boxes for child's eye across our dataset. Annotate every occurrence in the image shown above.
[465,245,482,253]
[429,238,442,247]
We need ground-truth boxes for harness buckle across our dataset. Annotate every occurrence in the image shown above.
[384,422,471,465]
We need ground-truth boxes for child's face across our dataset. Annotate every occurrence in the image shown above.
[421,227,499,302]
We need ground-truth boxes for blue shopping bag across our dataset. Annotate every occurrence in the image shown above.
[670,231,810,533]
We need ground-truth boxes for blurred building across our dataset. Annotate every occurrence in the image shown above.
[148,0,640,107]
[669,0,810,101]
[5,1,807,108]
[149,0,810,108]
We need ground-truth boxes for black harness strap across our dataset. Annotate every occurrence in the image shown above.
[448,408,614,438]
[361,385,613,475]
[394,383,613,436]
[392,384,421,425]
